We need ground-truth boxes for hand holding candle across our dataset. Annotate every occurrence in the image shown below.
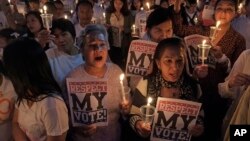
[197,40,211,65]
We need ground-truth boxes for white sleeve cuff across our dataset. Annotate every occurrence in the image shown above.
[216,54,231,73]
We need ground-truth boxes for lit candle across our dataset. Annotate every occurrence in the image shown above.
[215,21,221,29]
[132,24,136,34]
[8,0,14,13]
[201,40,206,65]
[70,10,73,14]
[238,3,243,13]
[103,12,106,19]
[64,15,68,19]
[145,97,153,123]
[43,5,47,14]
[194,17,198,25]
[140,7,144,11]
[120,74,126,102]
[146,2,150,10]
[39,8,43,14]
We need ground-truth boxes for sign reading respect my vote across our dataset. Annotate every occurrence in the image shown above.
[126,40,158,76]
[151,97,202,141]
[66,78,108,127]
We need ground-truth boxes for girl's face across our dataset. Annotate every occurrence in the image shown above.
[82,33,108,69]
[155,47,185,82]
[149,20,173,43]
[114,0,124,11]
[26,15,42,34]
[214,1,236,25]
[53,28,74,54]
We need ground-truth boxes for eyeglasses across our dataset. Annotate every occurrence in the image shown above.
[215,7,235,13]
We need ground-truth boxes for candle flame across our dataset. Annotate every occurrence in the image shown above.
[120,73,124,81]
[147,97,153,106]
[202,40,206,46]
[216,21,220,28]
[132,24,135,28]
[103,12,106,18]
[39,9,43,14]
[70,10,73,14]
[146,2,150,10]
[64,15,68,19]
[140,7,144,11]
[238,3,243,9]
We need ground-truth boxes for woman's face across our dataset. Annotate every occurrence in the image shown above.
[114,0,124,12]
[155,47,185,82]
[214,1,236,25]
[149,20,173,43]
[82,33,108,69]
[26,15,42,34]
[53,28,74,54]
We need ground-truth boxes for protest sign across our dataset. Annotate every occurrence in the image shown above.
[66,78,108,127]
[125,40,157,76]
[151,97,202,141]
[184,34,216,70]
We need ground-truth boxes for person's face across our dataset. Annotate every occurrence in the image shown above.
[82,33,108,69]
[55,3,64,18]
[155,47,185,82]
[149,20,173,43]
[53,28,74,54]
[133,0,141,10]
[26,15,42,34]
[114,0,124,11]
[187,4,197,14]
[29,2,40,11]
[214,1,236,25]
[77,4,93,26]
[160,1,169,8]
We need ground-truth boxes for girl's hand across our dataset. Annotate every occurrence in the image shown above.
[37,29,55,48]
[135,120,151,137]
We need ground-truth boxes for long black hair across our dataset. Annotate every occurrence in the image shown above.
[3,38,62,105]
[25,11,44,38]
[106,0,130,16]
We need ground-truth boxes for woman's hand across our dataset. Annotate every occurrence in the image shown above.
[37,29,55,48]
[135,120,151,137]
[76,124,97,137]
[228,73,250,88]
[189,124,204,137]
[119,100,131,116]
[210,45,223,59]
[193,64,208,79]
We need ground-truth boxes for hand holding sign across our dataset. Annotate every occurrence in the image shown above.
[189,124,204,137]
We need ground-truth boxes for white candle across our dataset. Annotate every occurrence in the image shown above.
[103,12,106,19]
[215,21,221,29]
[64,15,68,19]
[120,74,126,102]
[43,5,47,14]
[145,97,153,123]
[132,24,136,34]
[70,10,73,14]
[238,3,243,13]
[146,2,150,10]
[39,8,43,14]
[201,40,206,65]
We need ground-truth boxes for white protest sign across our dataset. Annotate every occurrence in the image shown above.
[151,97,202,141]
[125,40,158,76]
[66,78,108,127]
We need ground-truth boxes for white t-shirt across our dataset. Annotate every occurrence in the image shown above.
[16,95,68,141]
[0,75,16,141]
[68,63,126,141]
[46,48,84,93]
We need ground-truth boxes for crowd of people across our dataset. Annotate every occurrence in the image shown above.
[0,0,249,141]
